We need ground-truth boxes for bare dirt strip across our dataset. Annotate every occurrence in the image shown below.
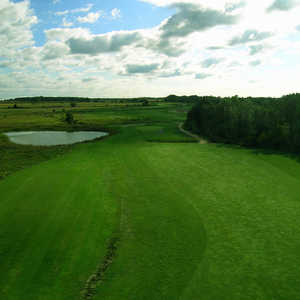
[178,123,208,144]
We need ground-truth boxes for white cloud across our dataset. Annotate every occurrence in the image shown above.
[0,0,38,55]
[77,11,102,23]
[67,31,141,54]
[55,4,94,16]
[45,28,91,42]
[111,8,121,19]
[55,10,69,16]
[249,44,266,55]
[42,41,69,60]
[125,63,159,74]
[62,17,73,27]
[195,73,213,79]
[267,0,300,12]
[249,59,261,66]
[159,3,238,39]
[201,57,224,68]
[229,29,273,45]
[3,0,300,99]
[139,0,245,11]
[71,4,94,14]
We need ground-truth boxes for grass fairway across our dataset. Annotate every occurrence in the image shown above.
[1,105,300,299]
[93,129,300,300]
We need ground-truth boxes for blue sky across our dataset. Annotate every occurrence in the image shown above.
[27,0,174,46]
[1,0,300,99]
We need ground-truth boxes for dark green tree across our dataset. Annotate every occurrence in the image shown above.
[65,112,74,124]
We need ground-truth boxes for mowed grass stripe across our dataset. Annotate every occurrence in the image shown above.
[94,133,300,300]
[0,141,119,300]
[1,125,300,299]
[147,143,300,300]
[94,130,207,299]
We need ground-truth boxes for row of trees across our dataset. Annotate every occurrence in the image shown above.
[4,96,160,103]
[184,94,300,152]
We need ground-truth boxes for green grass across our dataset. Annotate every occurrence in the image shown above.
[0,103,300,299]
[0,101,187,131]
[0,140,119,299]
[0,102,190,179]
[92,131,300,300]
[137,124,195,143]
[0,134,71,179]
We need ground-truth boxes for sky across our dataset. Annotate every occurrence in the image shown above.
[1,0,300,99]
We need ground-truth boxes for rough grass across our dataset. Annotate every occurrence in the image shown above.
[0,102,190,179]
[0,103,300,299]
[0,134,70,180]
[0,102,187,131]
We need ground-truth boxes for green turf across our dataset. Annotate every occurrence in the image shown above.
[0,140,119,299]
[0,101,188,131]
[0,134,71,180]
[0,104,300,299]
[93,130,300,300]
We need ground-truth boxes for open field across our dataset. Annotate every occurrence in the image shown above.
[0,101,185,131]
[1,102,300,299]
[0,102,192,178]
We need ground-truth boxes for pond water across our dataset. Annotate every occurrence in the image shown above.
[4,131,108,146]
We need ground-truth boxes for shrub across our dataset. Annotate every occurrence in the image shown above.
[65,112,74,124]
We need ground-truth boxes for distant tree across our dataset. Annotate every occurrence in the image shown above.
[70,102,77,108]
[13,104,18,109]
[65,112,74,124]
[165,95,179,102]
[142,100,149,106]
[184,93,300,153]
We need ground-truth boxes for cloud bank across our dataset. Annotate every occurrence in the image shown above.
[1,0,300,99]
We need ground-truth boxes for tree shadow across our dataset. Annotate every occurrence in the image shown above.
[214,141,300,165]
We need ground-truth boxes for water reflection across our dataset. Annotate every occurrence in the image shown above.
[5,131,108,146]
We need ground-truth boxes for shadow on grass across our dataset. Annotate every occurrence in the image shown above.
[214,141,300,166]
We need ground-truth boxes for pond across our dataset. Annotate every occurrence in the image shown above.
[4,131,108,146]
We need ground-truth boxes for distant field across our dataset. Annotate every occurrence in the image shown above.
[0,102,192,178]
[0,102,300,299]
[0,101,188,131]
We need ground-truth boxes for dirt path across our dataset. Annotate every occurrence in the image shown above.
[178,123,208,144]
[82,236,120,300]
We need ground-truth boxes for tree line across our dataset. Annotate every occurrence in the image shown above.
[184,94,300,153]
[3,96,161,103]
